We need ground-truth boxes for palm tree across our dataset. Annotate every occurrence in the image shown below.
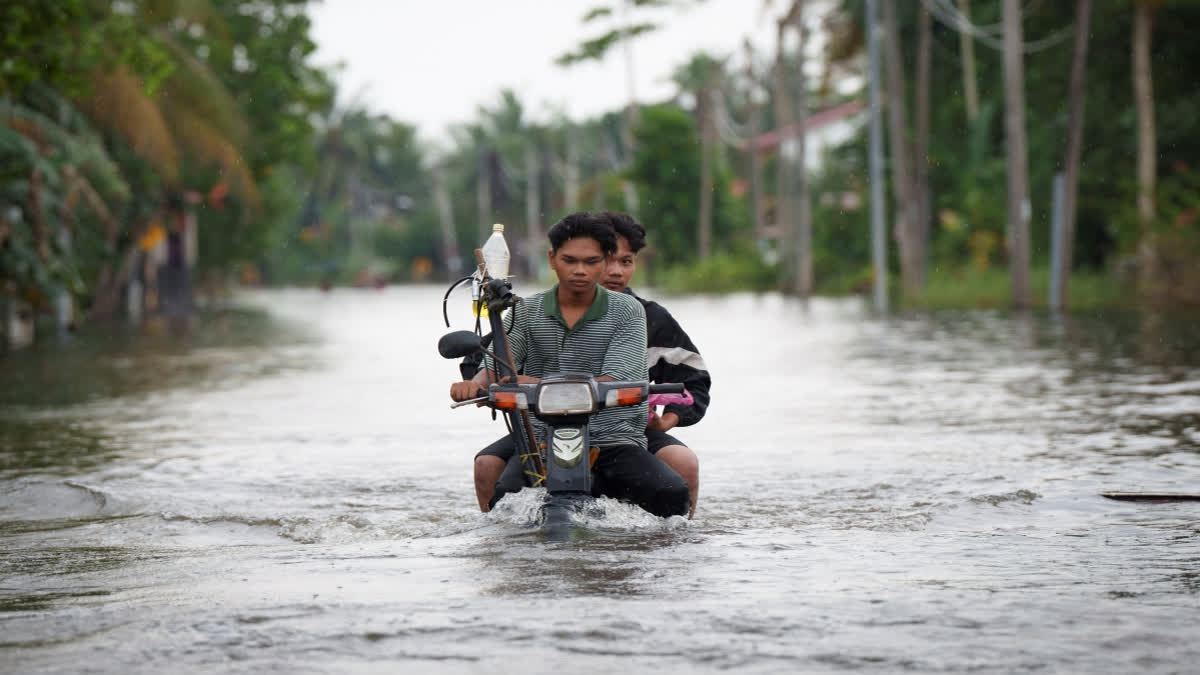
[76,0,261,315]
[671,52,725,261]
[1053,0,1093,310]
[1132,0,1161,301]
[1002,0,1032,308]
[881,0,923,296]
[2,87,128,313]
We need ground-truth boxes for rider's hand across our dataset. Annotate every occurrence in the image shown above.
[450,381,485,402]
[501,375,540,385]
[647,411,680,432]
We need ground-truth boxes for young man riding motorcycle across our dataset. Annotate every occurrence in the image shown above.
[450,212,689,519]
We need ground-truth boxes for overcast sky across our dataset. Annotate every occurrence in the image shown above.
[307,0,799,148]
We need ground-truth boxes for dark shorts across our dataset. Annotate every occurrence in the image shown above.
[477,430,688,460]
[476,435,518,460]
[646,429,686,455]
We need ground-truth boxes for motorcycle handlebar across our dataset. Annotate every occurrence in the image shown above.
[648,383,684,394]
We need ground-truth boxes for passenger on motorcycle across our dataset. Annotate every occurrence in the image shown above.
[596,211,711,518]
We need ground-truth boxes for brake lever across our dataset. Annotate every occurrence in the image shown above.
[450,395,489,409]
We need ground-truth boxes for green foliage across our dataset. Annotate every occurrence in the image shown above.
[261,106,432,284]
[1,0,335,319]
[908,265,1134,312]
[629,105,701,261]
[0,1,172,97]
[628,103,749,264]
[556,24,659,66]
[556,0,689,67]
[0,89,130,300]
[655,248,779,294]
[7,0,1199,324]
[813,0,1200,307]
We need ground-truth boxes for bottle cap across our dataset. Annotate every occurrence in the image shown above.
[492,223,504,233]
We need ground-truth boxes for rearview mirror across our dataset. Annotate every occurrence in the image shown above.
[438,330,484,359]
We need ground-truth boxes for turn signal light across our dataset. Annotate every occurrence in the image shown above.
[604,387,644,407]
[492,391,528,410]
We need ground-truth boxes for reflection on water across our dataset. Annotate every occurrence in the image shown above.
[0,307,314,409]
[1,287,1199,672]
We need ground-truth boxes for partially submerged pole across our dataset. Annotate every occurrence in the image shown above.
[1049,173,1065,313]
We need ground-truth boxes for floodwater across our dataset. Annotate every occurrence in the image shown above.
[2,286,1199,673]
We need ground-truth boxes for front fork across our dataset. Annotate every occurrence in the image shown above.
[483,279,544,484]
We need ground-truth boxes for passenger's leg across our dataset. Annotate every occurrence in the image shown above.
[655,445,699,518]
[647,430,700,518]
[474,436,515,512]
[593,445,689,518]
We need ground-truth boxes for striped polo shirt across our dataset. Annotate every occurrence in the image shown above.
[479,284,649,449]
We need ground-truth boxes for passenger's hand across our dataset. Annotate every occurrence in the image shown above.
[647,411,680,432]
[450,381,485,402]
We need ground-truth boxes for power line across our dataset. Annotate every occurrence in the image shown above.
[922,0,1072,53]
[930,0,1046,36]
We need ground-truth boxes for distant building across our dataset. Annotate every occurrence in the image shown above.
[745,99,865,171]
[742,99,865,247]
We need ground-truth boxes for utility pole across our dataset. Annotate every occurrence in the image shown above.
[743,39,766,246]
[866,0,888,312]
[698,76,715,261]
[773,3,798,287]
[793,0,812,297]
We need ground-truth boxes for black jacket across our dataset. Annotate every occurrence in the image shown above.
[459,288,712,427]
[625,287,711,427]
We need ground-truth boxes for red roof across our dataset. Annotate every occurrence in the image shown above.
[746,99,865,153]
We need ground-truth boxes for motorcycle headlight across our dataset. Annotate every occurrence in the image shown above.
[536,381,597,415]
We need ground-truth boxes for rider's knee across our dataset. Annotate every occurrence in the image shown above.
[474,454,504,482]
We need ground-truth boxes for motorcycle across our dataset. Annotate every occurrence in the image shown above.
[438,261,684,537]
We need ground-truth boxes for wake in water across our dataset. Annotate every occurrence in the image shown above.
[485,488,690,535]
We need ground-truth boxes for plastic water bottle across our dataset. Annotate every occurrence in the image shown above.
[480,223,510,280]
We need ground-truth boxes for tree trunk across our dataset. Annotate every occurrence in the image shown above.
[915,3,932,281]
[564,125,579,212]
[524,144,542,279]
[958,0,979,123]
[476,149,492,246]
[1002,0,1032,309]
[1133,1,1160,301]
[793,0,812,297]
[620,0,640,217]
[881,0,921,296]
[744,39,766,246]
[1055,0,1093,311]
[433,165,462,280]
[698,82,715,261]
